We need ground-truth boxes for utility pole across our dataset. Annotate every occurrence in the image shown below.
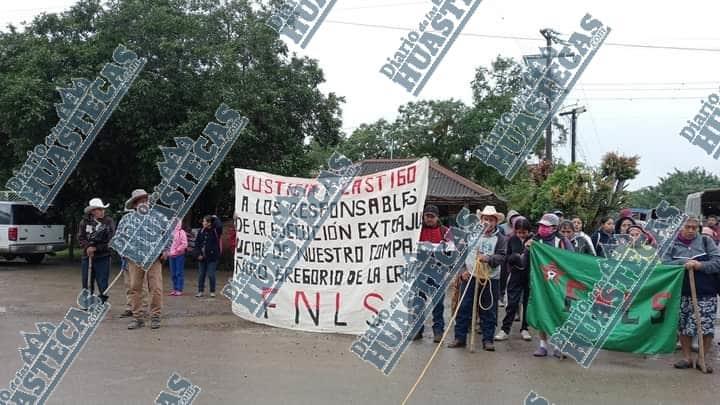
[559,106,587,163]
[541,29,554,163]
[384,130,397,159]
[524,29,574,166]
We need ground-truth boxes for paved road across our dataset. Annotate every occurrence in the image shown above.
[0,258,718,404]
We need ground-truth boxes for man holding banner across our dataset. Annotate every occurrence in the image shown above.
[662,216,720,372]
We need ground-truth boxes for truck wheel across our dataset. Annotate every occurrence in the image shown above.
[25,254,45,264]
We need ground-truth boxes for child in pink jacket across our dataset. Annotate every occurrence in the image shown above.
[164,221,188,296]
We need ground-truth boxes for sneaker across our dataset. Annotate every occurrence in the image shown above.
[167,290,177,296]
[150,316,161,329]
[533,347,548,357]
[119,309,133,318]
[552,349,566,359]
[498,298,506,308]
[521,330,532,341]
[483,342,495,351]
[210,293,216,298]
[195,292,203,298]
[494,330,509,341]
[433,332,442,343]
[128,318,145,329]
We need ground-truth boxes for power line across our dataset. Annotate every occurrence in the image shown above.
[580,81,718,86]
[578,96,706,100]
[334,1,427,11]
[324,20,720,53]
[578,87,718,92]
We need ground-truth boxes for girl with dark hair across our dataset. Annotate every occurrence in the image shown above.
[194,215,223,298]
[495,217,533,342]
[571,216,596,256]
[591,216,616,258]
[615,216,636,235]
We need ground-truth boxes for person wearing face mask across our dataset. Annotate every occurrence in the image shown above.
[448,206,507,351]
[591,216,616,258]
[526,213,574,357]
[495,217,533,342]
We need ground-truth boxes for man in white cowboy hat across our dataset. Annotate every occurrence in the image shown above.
[77,197,115,306]
[449,205,507,351]
[124,189,165,330]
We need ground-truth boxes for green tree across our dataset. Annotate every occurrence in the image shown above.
[0,0,344,232]
[503,152,640,231]
[340,56,568,195]
[630,168,720,209]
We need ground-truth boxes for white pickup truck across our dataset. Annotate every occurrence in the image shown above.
[0,200,66,264]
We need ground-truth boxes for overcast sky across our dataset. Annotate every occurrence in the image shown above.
[2,0,719,190]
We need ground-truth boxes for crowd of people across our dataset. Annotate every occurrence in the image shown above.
[74,191,720,371]
[77,190,225,330]
[416,204,720,371]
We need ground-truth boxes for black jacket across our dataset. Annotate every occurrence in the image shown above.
[591,230,615,258]
[193,217,223,262]
[78,215,116,258]
[506,235,530,283]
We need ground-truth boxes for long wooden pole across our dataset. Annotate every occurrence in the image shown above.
[87,256,93,293]
[469,275,480,353]
[688,269,707,373]
[103,270,124,297]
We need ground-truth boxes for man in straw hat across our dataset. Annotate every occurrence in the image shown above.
[449,205,507,351]
[77,197,115,307]
[124,189,165,330]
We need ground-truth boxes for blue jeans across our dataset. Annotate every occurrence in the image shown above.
[81,255,110,302]
[169,255,185,291]
[417,289,445,336]
[198,260,218,293]
[454,277,499,344]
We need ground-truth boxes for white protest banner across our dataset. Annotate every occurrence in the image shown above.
[231,158,429,334]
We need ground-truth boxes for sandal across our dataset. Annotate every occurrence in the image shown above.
[695,363,714,374]
[674,359,692,369]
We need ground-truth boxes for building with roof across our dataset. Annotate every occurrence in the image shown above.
[357,159,507,222]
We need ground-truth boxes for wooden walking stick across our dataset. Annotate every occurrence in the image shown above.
[103,269,124,297]
[688,268,708,373]
[87,255,94,294]
[469,272,480,353]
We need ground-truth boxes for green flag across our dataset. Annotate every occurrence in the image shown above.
[527,242,684,354]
